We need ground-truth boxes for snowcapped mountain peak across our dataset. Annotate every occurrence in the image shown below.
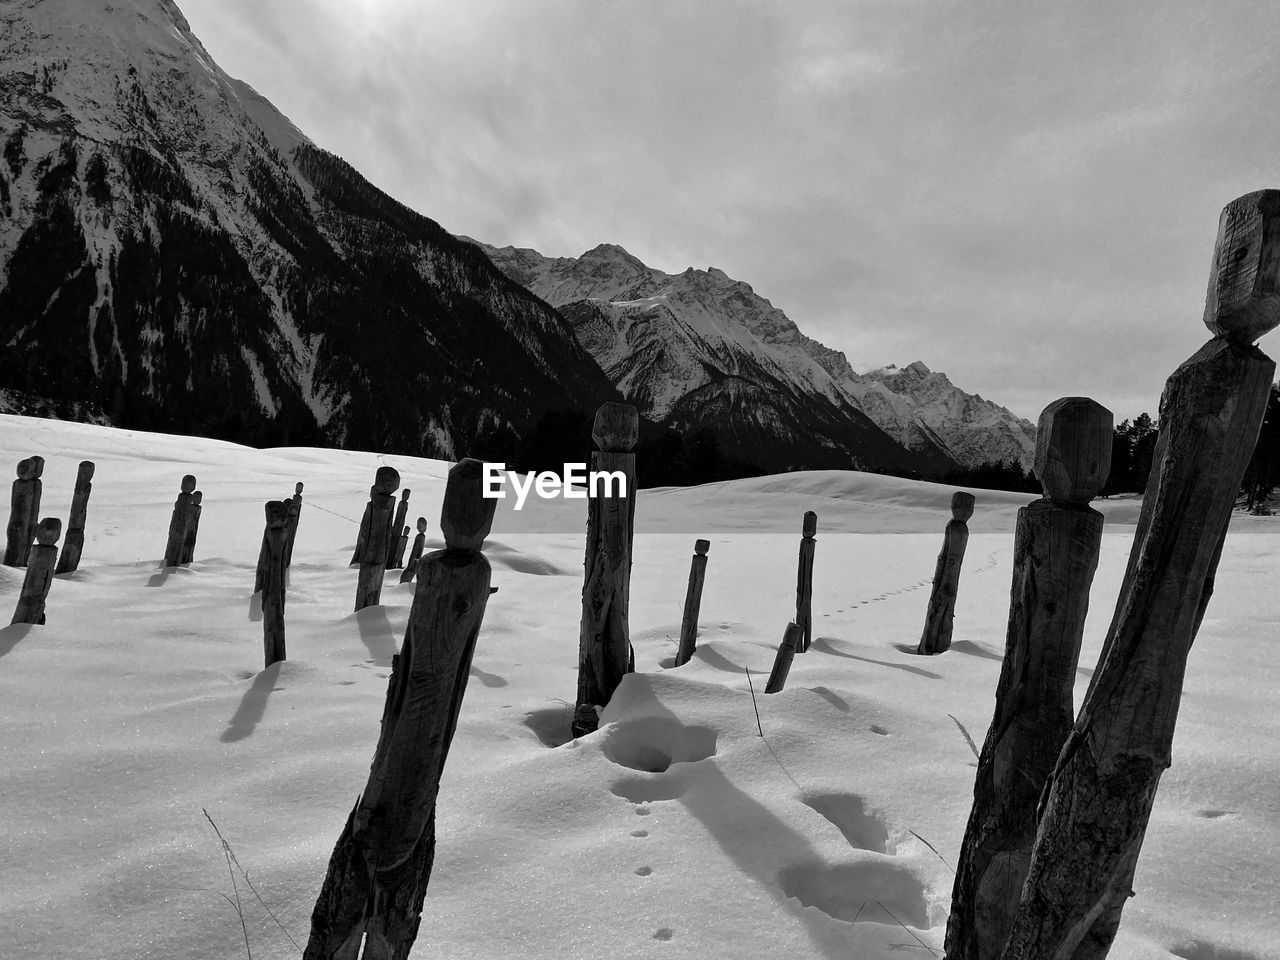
[904,360,931,376]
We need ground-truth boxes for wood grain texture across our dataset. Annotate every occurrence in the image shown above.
[304,459,495,960]
[284,483,303,568]
[917,492,974,655]
[180,491,202,565]
[796,511,816,652]
[399,518,427,584]
[354,468,401,611]
[1203,189,1280,342]
[4,456,43,567]
[765,621,803,694]
[386,490,410,565]
[675,539,710,667]
[574,403,639,738]
[12,517,60,625]
[1035,399,1113,505]
[262,500,289,668]
[390,526,409,570]
[162,474,196,568]
[999,337,1274,960]
[54,460,94,575]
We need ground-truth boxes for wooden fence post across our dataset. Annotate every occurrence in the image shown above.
[572,402,639,738]
[998,190,1280,959]
[163,474,196,568]
[355,467,400,612]
[55,460,95,575]
[12,518,60,625]
[180,490,202,565]
[386,488,410,565]
[284,482,303,567]
[796,511,816,652]
[675,539,710,666]
[350,482,377,566]
[917,491,975,655]
[390,525,409,569]
[946,397,1111,960]
[262,500,288,668]
[304,458,495,960]
[765,621,803,694]
[4,456,43,567]
[399,517,427,583]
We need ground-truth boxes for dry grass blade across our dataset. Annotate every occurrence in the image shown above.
[947,713,980,758]
[906,828,955,874]
[204,808,303,955]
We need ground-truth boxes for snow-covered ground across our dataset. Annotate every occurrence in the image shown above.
[1,412,1277,960]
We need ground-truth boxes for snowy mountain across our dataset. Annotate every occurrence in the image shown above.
[0,0,617,457]
[478,242,1036,470]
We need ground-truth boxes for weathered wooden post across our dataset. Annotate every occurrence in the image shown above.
[795,511,816,652]
[350,481,377,566]
[162,474,196,568]
[180,490,202,565]
[262,500,289,668]
[284,482,303,567]
[55,460,95,575]
[4,456,43,567]
[399,517,428,583]
[389,525,410,569]
[354,466,400,612]
[946,397,1112,960]
[12,518,60,625]
[999,190,1280,960]
[304,459,495,960]
[386,488,410,565]
[674,539,711,666]
[916,491,975,655]
[572,401,639,738]
[764,621,803,694]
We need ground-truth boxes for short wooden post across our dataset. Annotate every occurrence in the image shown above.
[573,402,639,738]
[389,525,410,569]
[795,511,816,652]
[163,474,196,568]
[55,460,95,575]
[284,482,303,567]
[916,491,975,655]
[386,488,410,565]
[12,518,60,625]
[304,459,496,960]
[946,398,1112,960]
[399,517,428,583]
[999,190,1280,959]
[674,539,711,666]
[180,490,202,565]
[354,467,399,611]
[262,500,289,667]
[764,621,803,694]
[4,456,43,567]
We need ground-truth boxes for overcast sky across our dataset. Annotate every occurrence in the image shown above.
[181,0,1280,423]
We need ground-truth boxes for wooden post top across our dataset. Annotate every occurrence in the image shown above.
[295,482,304,495]
[180,474,196,494]
[35,517,61,545]
[266,500,289,524]
[951,491,976,521]
[77,461,95,480]
[802,511,817,537]
[1204,189,1280,343]
[30,455,44,477]
[191,491,203,506]
[694,538,710,555]
[400,489,410,500]
[1034,397,1113,504]
[592,402,640,452]
[16,457,36,480]
[373,466,400,495]
[416,516,427,533]
[440,459,496,552]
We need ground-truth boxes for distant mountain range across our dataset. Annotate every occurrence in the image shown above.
[1,0,1034,478]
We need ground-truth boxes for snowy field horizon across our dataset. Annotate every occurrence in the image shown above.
[2,412,1278,959]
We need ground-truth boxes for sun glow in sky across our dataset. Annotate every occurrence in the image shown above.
[181,0,1280,423]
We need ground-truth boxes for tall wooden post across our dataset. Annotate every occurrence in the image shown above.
[386,488,410,565]
[917,491,975,655]
[796,511,816,652]
[55,460,95,575]
[765,621,804,694]
[999,190,1280,960]
[163,474,196,568]
[675,539,710,666]
[12,518,60,625]
[262,500,289,668]
[946,398,1112,960]
[350,483,376,566]
[390,526,410,569]
[399,517,428,583]
[304,459,495,960]
[4,456,43,567]
[284,482,304,567]
[573,402,639,738]
[355,467,400,612]
[180,490,202,565]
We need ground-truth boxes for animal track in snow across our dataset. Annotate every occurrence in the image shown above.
[634,866,653,876]
[800,792,892,853]
[1194,809,1236,819]
[777,860,929,928]
[652,928,674,941]
[869,724,890,736]
[601,718,717,773]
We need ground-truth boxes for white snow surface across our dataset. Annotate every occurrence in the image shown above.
[1,413,1277,960]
